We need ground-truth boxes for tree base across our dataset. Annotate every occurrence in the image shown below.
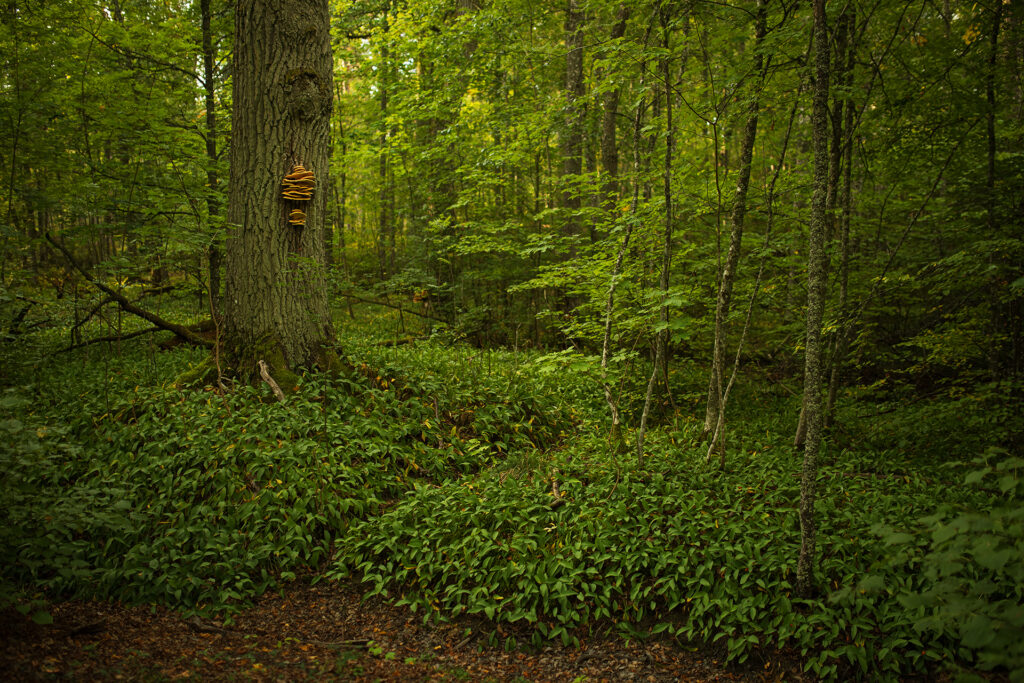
[173,339,349,394]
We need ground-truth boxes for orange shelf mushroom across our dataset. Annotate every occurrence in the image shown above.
[281,164,316,202]
[282,163,315,227]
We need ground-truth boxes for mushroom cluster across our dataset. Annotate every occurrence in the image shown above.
[281,164,316,201]
[288,209,307,226]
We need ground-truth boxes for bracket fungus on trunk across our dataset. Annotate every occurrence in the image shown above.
[281,163,316,226]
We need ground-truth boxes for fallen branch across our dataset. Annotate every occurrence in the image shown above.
[186,616,229,635]
[258,359,286,402]
[45,234,211,348]
[338,291,444,322]
[137,284,176,300]
[375,336,429,347]
[306,638,371,649]
[57,326,162,353]
[183,616,368,647]
[64,620,106,637]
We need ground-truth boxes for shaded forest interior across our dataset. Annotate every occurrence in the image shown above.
[1,0,1022,680]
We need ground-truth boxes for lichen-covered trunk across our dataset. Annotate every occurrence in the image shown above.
[223,0,334,380]
[796,0,831,597]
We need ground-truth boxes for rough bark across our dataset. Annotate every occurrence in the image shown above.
[222,0,335,381]
[794,4,844,449]
[702,0,768,452]
[796,0,830,597]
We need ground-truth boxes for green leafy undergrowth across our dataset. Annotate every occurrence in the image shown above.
[338,334,584,453]
[838,380,1024,465]
[0,336,566,617]
[331,426,1006,680]
[869,447,1024,680]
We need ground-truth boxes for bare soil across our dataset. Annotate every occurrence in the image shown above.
[1,579,805,681]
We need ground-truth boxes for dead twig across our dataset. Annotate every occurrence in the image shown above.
[258,359,286,402]
[549,469,565,509]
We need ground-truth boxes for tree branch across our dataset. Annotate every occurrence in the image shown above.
[57,326,161,353]
[45,234,212,348]
[337,291,445,322]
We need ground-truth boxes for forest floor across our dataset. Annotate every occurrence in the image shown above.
[0,577,806,682]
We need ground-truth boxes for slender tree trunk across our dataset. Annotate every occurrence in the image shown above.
[987,0,1003,233]
[332,131,349,277]
[796,0,830,597]
[795,6,844,449]
[377,3,393,279]
[200,0,222,312]
[708,90,803,465]
[702,0,768,452]
[637,8,675,466]
[561,0,586,247]
[825,10,857,428]
[600,12,654,453]
[222,0,335,381]
[599,5,630,213]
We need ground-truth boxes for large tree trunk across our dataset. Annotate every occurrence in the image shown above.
[222,0,334,383]
[796,0,830,597]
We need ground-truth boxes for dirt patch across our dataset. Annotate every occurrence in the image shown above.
[1,580,804,681]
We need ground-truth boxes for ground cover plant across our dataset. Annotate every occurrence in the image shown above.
[2,309,1021,681]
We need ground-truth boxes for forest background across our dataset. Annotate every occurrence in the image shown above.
[1,0,1022,680]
